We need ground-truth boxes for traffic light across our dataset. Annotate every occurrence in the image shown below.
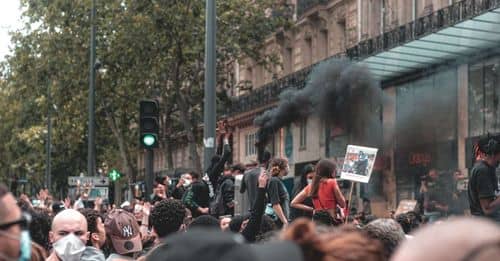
[140,100,159,148]
[108,169,122,182]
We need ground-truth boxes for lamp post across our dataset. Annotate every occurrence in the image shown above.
[88,0,97,177]
[203,0,216,171]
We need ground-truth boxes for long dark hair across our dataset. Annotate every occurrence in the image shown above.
[310,159,336,198]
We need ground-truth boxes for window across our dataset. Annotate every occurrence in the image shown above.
[245,133,256,156]
[299,119,307,150]
[283,47,293,74]
[469,58,500,137]
[304,37,312,66]
[319,30,328,59]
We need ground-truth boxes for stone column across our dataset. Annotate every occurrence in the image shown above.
[382,87,397,211]
[457,64,468,172]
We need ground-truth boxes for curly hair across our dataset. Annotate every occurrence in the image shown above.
[363,218,406,260]
[78,208,103,247]
[28,208,52,252]
[269,157,288,177]
[150,199,186,238]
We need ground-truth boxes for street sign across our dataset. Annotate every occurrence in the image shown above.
[68,176,109,186]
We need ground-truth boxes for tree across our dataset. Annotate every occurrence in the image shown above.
[0,0,290,194]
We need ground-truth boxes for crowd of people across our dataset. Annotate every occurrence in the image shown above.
[0,134,499,261]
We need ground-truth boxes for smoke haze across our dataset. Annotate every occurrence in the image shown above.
[254,59,383,150]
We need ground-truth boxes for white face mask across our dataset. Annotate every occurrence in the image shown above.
[307,179,313,185]
[53,233,86,261]
[183,179,192,187]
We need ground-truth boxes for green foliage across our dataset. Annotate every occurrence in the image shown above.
[0,0,290,194]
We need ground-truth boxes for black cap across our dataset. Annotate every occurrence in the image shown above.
[51,201,65,214]
[146,229,303,261]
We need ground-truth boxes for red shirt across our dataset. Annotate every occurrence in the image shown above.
[304,179,338,210]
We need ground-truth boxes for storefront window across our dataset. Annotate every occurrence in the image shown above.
[469,58,500,136]
[395,68,458,202]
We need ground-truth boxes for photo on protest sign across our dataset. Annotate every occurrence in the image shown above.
[340,145,378,183]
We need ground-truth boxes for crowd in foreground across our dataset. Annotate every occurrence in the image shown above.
[0,135,499,260]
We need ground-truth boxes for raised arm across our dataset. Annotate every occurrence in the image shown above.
[241,170,268,242]
[291,188,314,213]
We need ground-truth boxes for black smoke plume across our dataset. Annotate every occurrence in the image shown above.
[254,59,382,152]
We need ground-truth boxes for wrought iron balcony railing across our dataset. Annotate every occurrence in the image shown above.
[347,0,500,60]
[297,0,330,18]
[230,53,345,115]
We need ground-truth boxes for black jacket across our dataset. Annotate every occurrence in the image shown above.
[219,176,235,215]
[207,143,232,192]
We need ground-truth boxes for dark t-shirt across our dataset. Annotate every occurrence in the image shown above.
[240,167,261,212]
[468,161,500,221]
[267,176,290,220]
[192,181,210,208]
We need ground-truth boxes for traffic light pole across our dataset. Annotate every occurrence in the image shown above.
[87,0,96,177]
[145,149,154,202]
[203,0,216,171]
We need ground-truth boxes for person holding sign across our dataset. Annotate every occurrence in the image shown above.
[291,159,346,224]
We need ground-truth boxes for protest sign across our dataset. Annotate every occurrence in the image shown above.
[340,145,378,183]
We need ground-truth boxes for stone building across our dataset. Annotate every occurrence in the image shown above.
[145,0,500,216]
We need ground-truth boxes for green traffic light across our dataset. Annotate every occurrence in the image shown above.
[142,134,156,147]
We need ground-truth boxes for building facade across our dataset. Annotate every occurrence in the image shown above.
[144,0,500,217]
[227,0,500,216]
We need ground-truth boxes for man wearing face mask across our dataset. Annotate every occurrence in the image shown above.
[0,184,31,261]
[46,209,104,261]
[172,173,193,200]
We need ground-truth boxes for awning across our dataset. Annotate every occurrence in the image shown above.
[347,1,500,81]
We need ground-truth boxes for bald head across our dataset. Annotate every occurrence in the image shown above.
[50,209,89,245]
[393,217,500,261]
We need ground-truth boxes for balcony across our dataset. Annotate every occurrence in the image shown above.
[297,0,330,18]
[347,0,500,81]
[230,53,345,115]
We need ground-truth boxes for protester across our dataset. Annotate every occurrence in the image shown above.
[150,199,186,243]
[395,211,421,235]
[27,207,52,252]
[282,219,385,261]
[182,171,210,218]
[362,218,405,259]
[146,228,303,261]
[214,163,244,217]
[420,169,449,222]
[206,133,232,193]
[79,208,106,250]
[151,183,167,204]
[266,157,291,228]
[0,184,32,261]
[290,164,315,220]
[291,159,346,225]
[73,192,90,209]
[51,200,66,216]
[449,169,468,215]
[172,173,192,200]
[47,209,105,261]
[104,209,143,260]
[468,135,500,222]
[241,150,271,214]
[189,215,220,229]
[393,217,500,261]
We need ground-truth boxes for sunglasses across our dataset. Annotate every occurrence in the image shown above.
[0,212,31,230]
